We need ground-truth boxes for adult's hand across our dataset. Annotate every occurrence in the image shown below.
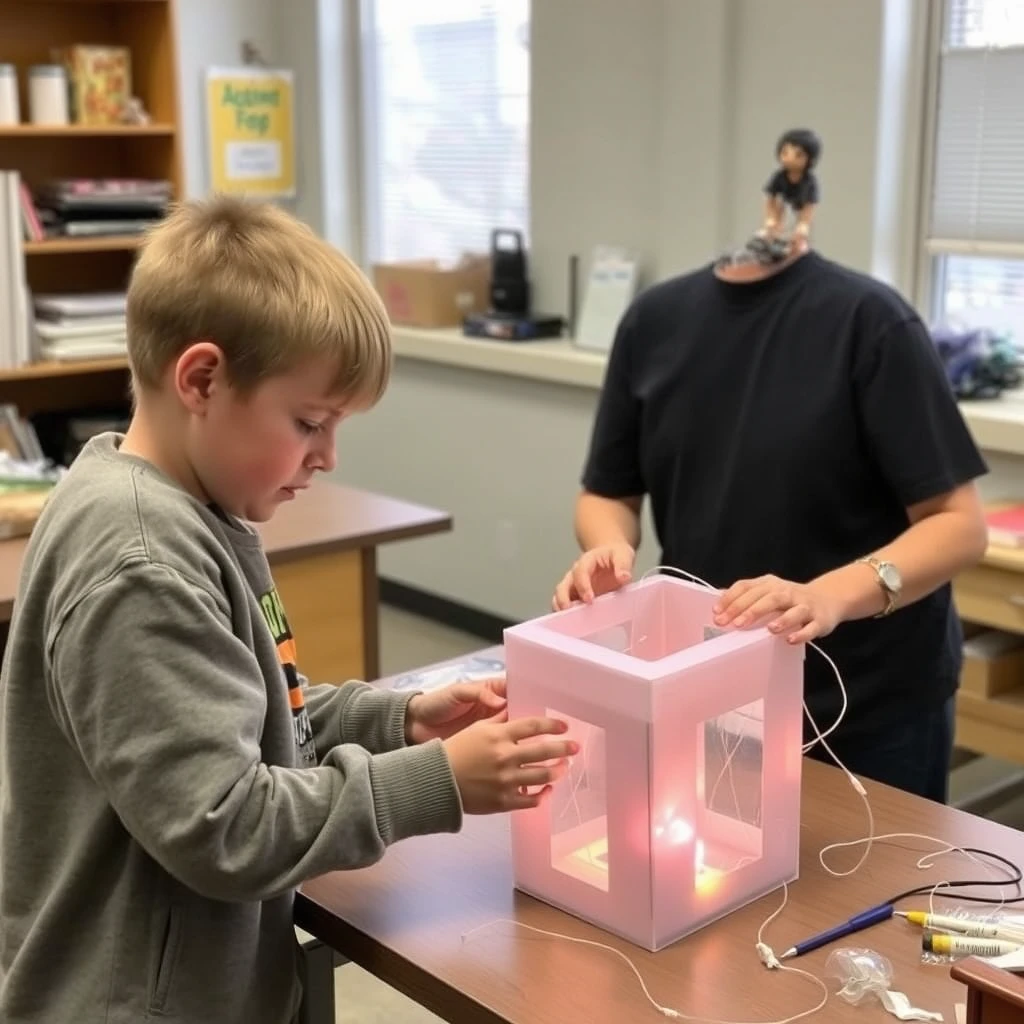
[552,542,636,611]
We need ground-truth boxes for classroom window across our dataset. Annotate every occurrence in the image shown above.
[926,0,1024,339]
[358,0,530,266]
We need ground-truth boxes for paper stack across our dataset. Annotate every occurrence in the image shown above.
[33,292,127,362]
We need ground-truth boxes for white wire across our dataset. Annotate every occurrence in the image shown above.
[818,829,1013,918]
[461,917,828,1024]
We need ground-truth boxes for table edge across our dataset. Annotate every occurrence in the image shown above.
[264,513,452,564]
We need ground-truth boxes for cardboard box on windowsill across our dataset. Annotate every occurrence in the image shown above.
[372,256,490,328]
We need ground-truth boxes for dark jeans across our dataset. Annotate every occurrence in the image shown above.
[806,696,956,804]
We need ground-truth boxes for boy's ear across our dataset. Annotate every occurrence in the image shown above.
[174,341,226,413]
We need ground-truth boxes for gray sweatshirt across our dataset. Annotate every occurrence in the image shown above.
[0,433,463,1023]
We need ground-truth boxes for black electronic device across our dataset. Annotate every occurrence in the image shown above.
[489,229,530,315]
[463,228,565,342]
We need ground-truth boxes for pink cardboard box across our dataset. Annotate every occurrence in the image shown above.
[504,574,804,952]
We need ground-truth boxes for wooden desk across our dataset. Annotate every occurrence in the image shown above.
[0,482,450,683]
[955,543,1024,764]
[296,650,1024,1024]
[952,957,1024,1023]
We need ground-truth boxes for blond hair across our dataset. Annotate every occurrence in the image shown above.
[126,195,391,403]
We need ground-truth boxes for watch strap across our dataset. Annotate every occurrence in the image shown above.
[858,556,897,617]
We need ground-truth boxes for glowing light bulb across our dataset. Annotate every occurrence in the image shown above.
[667,818,694,845]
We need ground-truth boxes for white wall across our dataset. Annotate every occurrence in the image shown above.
[175,0,356,250]
[335,362,661,621]
[174,0,277,199]
[654,0,740,278]
[729,0,887,275]
[529,0,929,313]
[528,0,664,313]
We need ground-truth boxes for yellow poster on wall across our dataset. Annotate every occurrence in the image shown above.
[205,67,295,197]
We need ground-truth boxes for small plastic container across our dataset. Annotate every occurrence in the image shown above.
[28,64,69,125]
[0,64,19,125]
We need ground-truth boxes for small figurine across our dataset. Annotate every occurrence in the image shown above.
[120,96,151,126]
[760,127,821,244]
[714,129,823,273]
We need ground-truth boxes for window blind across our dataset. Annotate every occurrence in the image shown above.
[945,0,1024,48]
[359,0,530,267]
[928,1,1024,256]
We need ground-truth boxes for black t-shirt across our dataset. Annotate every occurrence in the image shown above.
[766,168,819,211]
[582,252,987,738]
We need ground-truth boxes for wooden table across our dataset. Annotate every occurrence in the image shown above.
[0,482,450,683]
[952,957,1024,1023]
[296,648,1024,1024]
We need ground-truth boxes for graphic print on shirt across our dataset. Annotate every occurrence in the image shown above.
[258,586,317,767]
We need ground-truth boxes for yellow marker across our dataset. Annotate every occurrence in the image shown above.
[923,933,1023,958]
[898,910,1024,942]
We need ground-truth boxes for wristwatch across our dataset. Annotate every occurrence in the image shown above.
[857,556,902,617]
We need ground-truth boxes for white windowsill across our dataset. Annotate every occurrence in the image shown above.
[959,391,1024,457]
[392,327,1024,458]
[391,326,607,390]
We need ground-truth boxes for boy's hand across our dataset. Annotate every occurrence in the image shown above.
[443,715,578,814]
[405,678,507,744]
[552,542,636,610]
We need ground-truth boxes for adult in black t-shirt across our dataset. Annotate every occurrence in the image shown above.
[553,248,989,804]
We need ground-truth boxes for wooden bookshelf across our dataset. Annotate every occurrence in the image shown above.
[0,0,183,424]
[0,123,175,137]
[0,357,128,383]
[23,236,143,255]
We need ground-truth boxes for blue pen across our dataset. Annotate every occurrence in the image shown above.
[780,902,894,959]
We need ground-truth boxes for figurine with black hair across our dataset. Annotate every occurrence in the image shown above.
[744,128,822,264]
[763,128,821,236]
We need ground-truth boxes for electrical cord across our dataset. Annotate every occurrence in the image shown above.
[884,849,1024,906]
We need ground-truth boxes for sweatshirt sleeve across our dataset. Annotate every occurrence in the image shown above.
[46,561,462,903]
[301,679,416,758]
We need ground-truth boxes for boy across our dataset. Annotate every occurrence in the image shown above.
[0,196,576,1024]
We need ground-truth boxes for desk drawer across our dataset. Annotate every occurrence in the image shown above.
[955,564,1024,633]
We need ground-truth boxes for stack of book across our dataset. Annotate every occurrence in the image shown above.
[986,504,1024,548]
[33,178,170,239]
[33,291,127,362]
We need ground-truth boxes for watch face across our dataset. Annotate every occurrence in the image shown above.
[879,563,902,591]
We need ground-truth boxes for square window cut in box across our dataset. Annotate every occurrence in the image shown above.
[503,574,804,952]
